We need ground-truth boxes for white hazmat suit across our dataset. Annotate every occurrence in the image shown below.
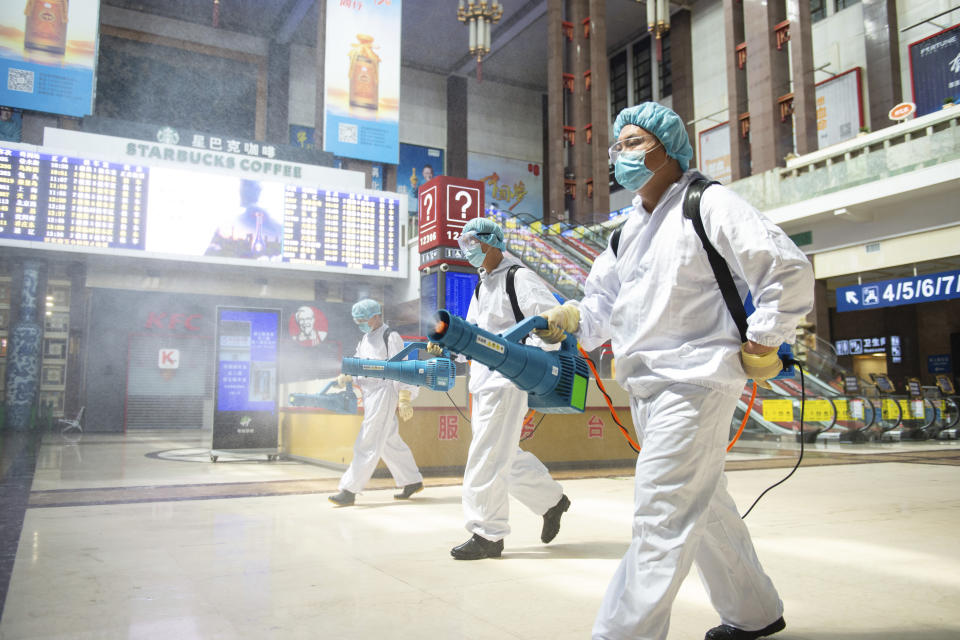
[577,171,814,639]
[463,255,565,541]
[338,325,423,494]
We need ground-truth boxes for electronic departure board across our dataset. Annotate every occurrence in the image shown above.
[0,144,403,276]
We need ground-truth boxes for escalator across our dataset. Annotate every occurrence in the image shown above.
[484,213,956,445]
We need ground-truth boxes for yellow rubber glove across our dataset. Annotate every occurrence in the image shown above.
[336,374,352,388]
[397,389,414,422]
[534,302,581,344]
[426,342,444,356]
[740,345,782,389]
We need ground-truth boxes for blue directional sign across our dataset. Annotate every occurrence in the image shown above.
[837,269,960,312]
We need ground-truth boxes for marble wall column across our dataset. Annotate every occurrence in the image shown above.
[587,0,610,223]
[723,0,751,180]
[744,0,793,172]
[546,0,565,224]
[4,261,44,431]
[862,0,902,130]
[446,75,468,178]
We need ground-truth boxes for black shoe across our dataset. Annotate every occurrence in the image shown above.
[450,534,503,560]
[541,494,570,543]
[705,617,785,640]
[394,481,423,500]
[328,489,355,506]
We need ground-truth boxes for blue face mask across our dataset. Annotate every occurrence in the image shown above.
[355,320,372,333]
[464,246,486,267]
[615,149,655,191]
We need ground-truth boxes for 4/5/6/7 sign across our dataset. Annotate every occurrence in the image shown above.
[837,269,960,312]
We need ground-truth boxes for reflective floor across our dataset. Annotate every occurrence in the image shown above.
[1,430,959,639]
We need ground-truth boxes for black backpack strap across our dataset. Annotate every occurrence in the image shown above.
[383,329,392,357]
[683,178,748,343]
[474,281,480,301]
[610,227,623,257]
[505,264,524,323]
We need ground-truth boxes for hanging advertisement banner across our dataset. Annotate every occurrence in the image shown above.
[398,143,444,214]
[909,23,960,116]
[212,307,281,456]
[0,0,100,117]
[815,68,863,148]
[697,122,731,184]
[468,151,543,221]
[323,0,401,163]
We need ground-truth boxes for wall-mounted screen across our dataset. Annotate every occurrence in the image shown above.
[0,143,403,276]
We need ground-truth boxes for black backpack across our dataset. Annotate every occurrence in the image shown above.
[473,263,525,323]
[609,178,748,342]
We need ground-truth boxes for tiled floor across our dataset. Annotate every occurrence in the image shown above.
[1,430,960,639]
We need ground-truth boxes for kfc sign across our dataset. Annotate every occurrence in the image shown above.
[145,312,202,331]
[158,349,180,369]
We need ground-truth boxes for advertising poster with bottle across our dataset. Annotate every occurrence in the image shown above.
[324,0,401,164]
[467,151,543,222]
[0,0,100,117]
[398,143,444,214]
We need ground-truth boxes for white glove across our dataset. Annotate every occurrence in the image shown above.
[426,342,444,356]
[534,302,581,344]
[336,374,352,388]
[740,344,782,390]
[397,389,414,422]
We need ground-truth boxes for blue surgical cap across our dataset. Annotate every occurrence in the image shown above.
[352,298,382,320]
[613,102,693,171]
[461,217,505,250]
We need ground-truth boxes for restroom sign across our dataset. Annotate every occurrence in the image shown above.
[158,349,180,369]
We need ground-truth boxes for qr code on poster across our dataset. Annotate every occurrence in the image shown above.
[8,68,34,93]
[338,122,359,144]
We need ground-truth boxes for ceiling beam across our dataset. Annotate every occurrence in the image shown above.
[452,0,546,76]
[275,0,315,44]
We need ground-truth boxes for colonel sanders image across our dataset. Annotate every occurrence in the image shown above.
[290,306,328,346]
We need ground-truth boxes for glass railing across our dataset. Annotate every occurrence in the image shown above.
[728,106,960,213]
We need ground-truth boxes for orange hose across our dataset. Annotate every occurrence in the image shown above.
[728,382,757,452]
[578,345,759,453]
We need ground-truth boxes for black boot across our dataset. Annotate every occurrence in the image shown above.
[394,481,423,500]
[328,489,355,506]
[450,534,503,560]
[705,617,786,640]
[541,494,570,543]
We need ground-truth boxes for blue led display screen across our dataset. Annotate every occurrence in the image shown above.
[216,308,280,413]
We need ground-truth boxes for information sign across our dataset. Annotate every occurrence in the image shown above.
[837,269,960,311]
[418,176,483,253]
[212,307,280,452]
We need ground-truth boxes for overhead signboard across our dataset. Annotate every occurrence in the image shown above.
[0,0,101,117]
[44,128,361,189]
[815,68,863,148]
[909,23,960,116]
[836,269,960,311]
[323,0,402,163]
[0,141,404,277]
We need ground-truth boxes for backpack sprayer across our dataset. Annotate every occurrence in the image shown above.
[288,379,358,414]
[428,309,590,414]
[340,341,457,391]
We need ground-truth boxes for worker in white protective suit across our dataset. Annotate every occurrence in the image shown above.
[431,217,570,560]
[329,299,424,506]
[537,103,814,640]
